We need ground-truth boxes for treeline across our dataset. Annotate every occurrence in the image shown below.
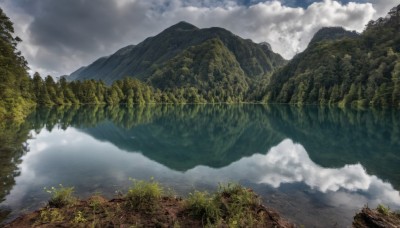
[2,5,400,123]
[264,5,400,108]
[31,72,250,106]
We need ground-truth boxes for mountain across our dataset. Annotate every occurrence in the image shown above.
[308,27,359,46]
[264,4,400,108]
[68,66,86,81]
[69,21,286,91]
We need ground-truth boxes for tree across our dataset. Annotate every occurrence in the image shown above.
[0,7,33,121]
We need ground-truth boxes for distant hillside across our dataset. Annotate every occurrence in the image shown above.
[264,4,400,108]
[308,27,359,46]
[68,22,286,92]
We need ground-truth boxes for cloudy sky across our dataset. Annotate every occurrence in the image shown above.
[0,0,398,77]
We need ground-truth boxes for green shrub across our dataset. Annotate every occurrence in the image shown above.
[216,183,261,227]
[216,183,260,209]
[185,184,263,226]
[377,204,390,215]
[185,191,220,224]
[125,178,163,212]
[73,211,87,224]
[38,208,64,223]
[45,184,76,208]
[185,184,263,227]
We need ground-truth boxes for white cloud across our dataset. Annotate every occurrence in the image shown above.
[159,0,375,58]
[369,0,399,18]
[0,0,397,76]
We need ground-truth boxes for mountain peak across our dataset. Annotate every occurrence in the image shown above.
[308,27,359,46]
[259,42,272,51]
[167,21,198,31]
[69,21,286,85]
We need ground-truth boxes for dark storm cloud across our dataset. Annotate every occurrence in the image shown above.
[3,0,168,75]
[14,0,156,50]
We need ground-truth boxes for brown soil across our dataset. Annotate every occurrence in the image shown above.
[353,207,400,228]
[4,195,295,228]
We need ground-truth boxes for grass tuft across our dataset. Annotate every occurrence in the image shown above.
[125,178,163,212]
[44,184,76,208]
[185,191,221,224]
[216,183,261,227]
[38,208,64,223]
[73,211,87,224]
[185,183,263,227]
[377,204,390,216]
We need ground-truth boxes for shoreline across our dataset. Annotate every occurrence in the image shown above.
[3,182,400,227]
[4,182,295,227]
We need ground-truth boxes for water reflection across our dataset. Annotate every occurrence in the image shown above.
[2,127,399,226]
[24,105,400,178]
[0,120,33,221]
[0,104,399,226]
[187,139,400,206]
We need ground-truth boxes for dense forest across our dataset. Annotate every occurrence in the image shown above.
[1,5,400,123]
[0,8,35,122]
[264,5,400,108]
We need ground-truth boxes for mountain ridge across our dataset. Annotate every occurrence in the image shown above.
[68,21,286,87]
[308,26,359,47]
[263,4,400,108]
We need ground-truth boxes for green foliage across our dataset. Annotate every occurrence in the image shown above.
[185,183,264,226]
[125,178,163,212]
[38,208,64,223]
[185,191,221,224]
[148,38,249,103]
[72,211,87,224]
[377,204,391,215]
[45,184,76,208]
[69,21,285,86]
[308,27,359,46]
[0,7,35,121]
[215,183,261,227]
[265,4,400,108]
[2,5,400,120]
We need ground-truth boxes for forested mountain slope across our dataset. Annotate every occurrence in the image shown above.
[69,21,286,90]
[264,4,400,108]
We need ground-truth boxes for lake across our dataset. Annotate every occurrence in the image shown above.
[0,104,399,226]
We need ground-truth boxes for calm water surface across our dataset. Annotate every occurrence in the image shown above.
[0,104,399,227]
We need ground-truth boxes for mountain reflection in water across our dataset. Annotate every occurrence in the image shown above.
[0,104,399,226]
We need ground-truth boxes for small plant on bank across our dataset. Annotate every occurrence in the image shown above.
[89,195,105,213]
[215,183,261,227]
[185,191,221,224]
[377,204,390,216]
[73,211,87,224]
[44,184,76,208]
[185,183,263,227]
[125,178,163,212]
[38,208,64,223]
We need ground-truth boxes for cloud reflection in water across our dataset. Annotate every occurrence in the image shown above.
[186,139,400,207]
[2,128,400,226]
